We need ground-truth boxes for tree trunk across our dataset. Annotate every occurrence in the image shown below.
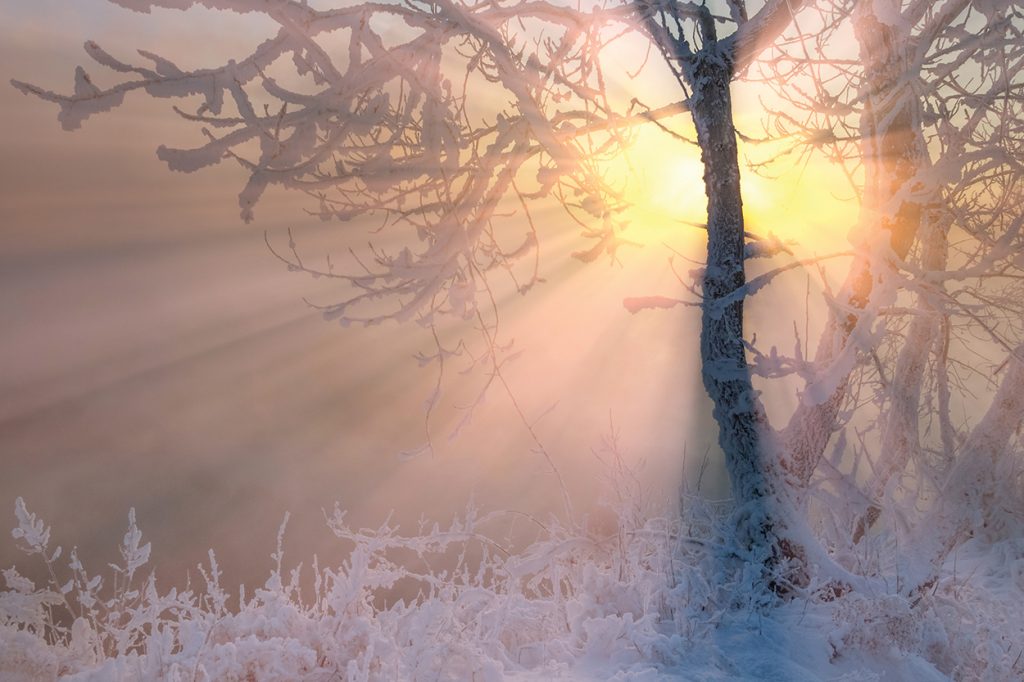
[690,55,780,564]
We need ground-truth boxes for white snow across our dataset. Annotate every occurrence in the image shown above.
[4,488,1023,681]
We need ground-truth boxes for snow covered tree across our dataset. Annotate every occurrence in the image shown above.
[750,0,1024,593]
[18,0,1024,601]
[8,2,1024,678]
[14,0,818,588]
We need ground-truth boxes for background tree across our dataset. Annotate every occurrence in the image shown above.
[749,0,1024,593]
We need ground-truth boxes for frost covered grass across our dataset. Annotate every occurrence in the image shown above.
[3,473,1024,681]
[0,492,704,681]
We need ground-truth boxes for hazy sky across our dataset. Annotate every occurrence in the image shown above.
[0,1,742,590]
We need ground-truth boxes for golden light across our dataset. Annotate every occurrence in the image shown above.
[739,146,856,256]
[617,120,855,255]
[616,126,707,247]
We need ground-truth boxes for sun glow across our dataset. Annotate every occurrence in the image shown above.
[614,118,855,256]
[739,145,857,256]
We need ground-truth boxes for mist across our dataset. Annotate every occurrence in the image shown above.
[0,2,725,593]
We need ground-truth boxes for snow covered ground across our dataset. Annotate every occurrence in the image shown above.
[3,491,1023,681]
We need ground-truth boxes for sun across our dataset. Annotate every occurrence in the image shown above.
[615,123,854,255]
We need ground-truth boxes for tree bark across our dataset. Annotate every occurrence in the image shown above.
[690,53,780,563]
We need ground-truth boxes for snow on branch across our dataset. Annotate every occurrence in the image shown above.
[13,0,676,329]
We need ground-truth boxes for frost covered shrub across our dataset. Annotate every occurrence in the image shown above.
[825,536,1024,681]
[918,539,1024,681]
[0,483,713,681]
[831,594,922,654]
[5,469,1024,681]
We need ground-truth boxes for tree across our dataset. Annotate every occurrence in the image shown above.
[15,0,1024,604]
[14,0,815,587]
[750,0,1024,593]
